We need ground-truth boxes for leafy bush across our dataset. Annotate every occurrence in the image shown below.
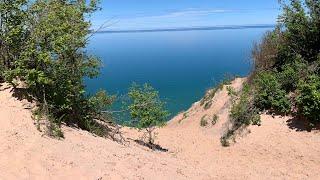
[128,83,169,144]
[297,75,320,124]
[203,100,213,110]
[227,86,237,97]
[212,114,219,125]
[183,112,188,119]
[230,85,261,127]
[0,0,115,137]
[278,58,308,92]
[220,130,234,147]
[46,115,64,138]
[250,0,320,124]
[200,88,218,107]
[0,0,28,74]
[200,115,209,127]
[279,0,320,63]
[178,112,188,123]
[221,84,260,146]
[254,72,291,114]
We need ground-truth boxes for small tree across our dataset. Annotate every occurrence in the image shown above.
[128,83,169,144]
[297,75,320,125]
[0,0,114,137]
[0,0,28,78]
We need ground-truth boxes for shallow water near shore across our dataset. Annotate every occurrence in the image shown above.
[85,28,271,119]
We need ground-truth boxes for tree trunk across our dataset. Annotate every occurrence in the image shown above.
[147,128,152,144]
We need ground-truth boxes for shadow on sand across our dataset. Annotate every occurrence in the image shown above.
[134,139,168,152]
[286,116,320,132]
[10,88,34,103]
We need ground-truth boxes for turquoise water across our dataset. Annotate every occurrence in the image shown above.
[86,28,271,118]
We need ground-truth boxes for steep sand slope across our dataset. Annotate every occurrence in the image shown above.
[1,79,320,179]
[0,83,203,180]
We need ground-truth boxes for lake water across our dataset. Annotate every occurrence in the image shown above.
[86,28,271,118]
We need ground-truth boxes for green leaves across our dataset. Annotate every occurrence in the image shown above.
[297,75,320,123]
[26,69,53,86]
[0,0,28,75]
[253,72,291,114]
[277,59,308,92]
[0,0,114,136]
[251,0,319,123]
[128,83,169,143]
[89,90,115,114]
[279,0,320,62]
[222,84,261,146]
[128,83,169,130]
[230,84,261,127]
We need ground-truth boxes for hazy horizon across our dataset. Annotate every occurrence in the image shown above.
[94,24,275,33]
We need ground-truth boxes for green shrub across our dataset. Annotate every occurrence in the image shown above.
[316,56,320,74]
[221,84,261,146]
[278,59,308,92]
[32,104,64,138]
[254,72,291,114]
[183,112,188,119]
[250,0,320,126]
[0,0,113,137]
[297,75,320,124]
[279,0,319,63]
[204,100,213,110]
[47,115,64,138]
[178,112,188,123]
[0,0,28,77]
[278,64,298,91]
[220,130,234,147]
[212,114,219,125]
[230,85,261,127]
[227,86,237,97]
[128,83,169,144]
[200,115,209,127]
[200,88,218,106]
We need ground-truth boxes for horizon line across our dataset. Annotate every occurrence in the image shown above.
[94,24,276,34]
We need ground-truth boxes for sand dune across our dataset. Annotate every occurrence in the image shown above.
[1,79,319,179]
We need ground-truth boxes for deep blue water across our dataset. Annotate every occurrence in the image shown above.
[86,28,271,118]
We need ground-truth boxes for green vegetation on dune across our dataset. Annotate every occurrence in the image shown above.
[251,0,320,123]
[222,0,320,145]
[128,83,169,144]
[1,0,114,137]
[0,1,169,141]
[222,84,261,146]
[0,0,318,147]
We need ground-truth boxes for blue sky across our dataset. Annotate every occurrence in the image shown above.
[91,0,281,30]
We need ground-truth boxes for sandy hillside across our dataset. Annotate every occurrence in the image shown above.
[1,79,319,180]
